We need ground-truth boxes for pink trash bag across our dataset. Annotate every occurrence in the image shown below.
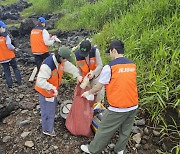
[65,83,94,137]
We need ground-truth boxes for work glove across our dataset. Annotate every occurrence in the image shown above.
[87,71,94,79]
[81,91,94,101]
[77,76,83,83]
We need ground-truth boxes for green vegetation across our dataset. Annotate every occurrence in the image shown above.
[57,0,180,123]
[0,0,19,6]
[21,0,62,17]
[7,23,21,28]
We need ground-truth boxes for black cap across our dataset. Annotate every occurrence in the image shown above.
[107,40,124,54]
[79,40,91,57]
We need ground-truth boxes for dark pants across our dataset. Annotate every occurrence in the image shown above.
[34,53,50,70]
[1,58,22,88]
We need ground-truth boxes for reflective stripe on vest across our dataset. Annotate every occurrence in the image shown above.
[106,58,138,108]
[30,27,48,53]
[75,47,96,77]
[0,36,15,62]
[35,55,63,97]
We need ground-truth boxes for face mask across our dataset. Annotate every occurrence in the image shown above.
[0,27,6,33]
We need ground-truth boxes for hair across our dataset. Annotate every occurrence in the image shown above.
[55,52,61,63]
[37,21,44,27]
[112,41,124,54]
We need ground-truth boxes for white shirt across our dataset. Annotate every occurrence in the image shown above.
[36,54,80,91]
[99,65,138,112]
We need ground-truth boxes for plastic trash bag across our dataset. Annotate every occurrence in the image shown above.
[65,83,95,137]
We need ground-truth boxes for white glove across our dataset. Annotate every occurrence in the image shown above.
[87,71,94,79]
[81,91,94,101]
[77,76,83,83]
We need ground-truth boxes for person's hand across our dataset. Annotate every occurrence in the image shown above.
[49,87,58,96]
[81,91,90,98]
[87,71,94,79]
[51,35,57,40]
[81,91,94,101]
[77,76,83,83]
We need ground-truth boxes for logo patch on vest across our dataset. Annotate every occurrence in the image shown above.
[90,59,95,64]
[53,72,57,76]
[60,66,63,70]
[79,62,84,66]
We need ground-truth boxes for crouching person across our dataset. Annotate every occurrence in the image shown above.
[35,46,82,136]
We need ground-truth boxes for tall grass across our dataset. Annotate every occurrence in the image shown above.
[92,0,180,124]
[56,0,139,30]
[21,0,62,16]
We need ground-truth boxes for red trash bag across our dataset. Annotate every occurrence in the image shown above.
[65,83,94,137]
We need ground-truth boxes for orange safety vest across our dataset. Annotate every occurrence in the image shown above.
[106,57,138,108]
[30,26,48,54]
[75,47,97,77]
[35,55,63,98]
[0,34,15,62]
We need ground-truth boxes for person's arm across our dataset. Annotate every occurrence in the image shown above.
[42,29,55,46]
[63,61,82,79]
[82,65,111,98]
[36,64,56,90]
[89,82,104,94]
[6,35,15,50]
[92,48,103,77]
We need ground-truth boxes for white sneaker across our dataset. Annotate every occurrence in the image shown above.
[43,130,56,137]
[117,150,124,154]
[80,145,91,153]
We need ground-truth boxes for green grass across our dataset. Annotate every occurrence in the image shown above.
[7,23,21,28]
[21,0,62,17]
[0,0,19,6]
[56,1,180,143]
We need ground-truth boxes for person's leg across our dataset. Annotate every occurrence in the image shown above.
[39,94,48,132]
[88,110,128,154]
[41,52,50,61]
[1,62,13,88]
[34,53,49,70]
[10,58,22,84]
[45,98,56,133]
[34,55,43,70]
[114,109,137,153]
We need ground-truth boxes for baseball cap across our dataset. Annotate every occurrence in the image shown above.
[58,46,73,62]
[38,17,46,23]
[0,21,7,28]
[79,40,91,57]
[106,40,124,54]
